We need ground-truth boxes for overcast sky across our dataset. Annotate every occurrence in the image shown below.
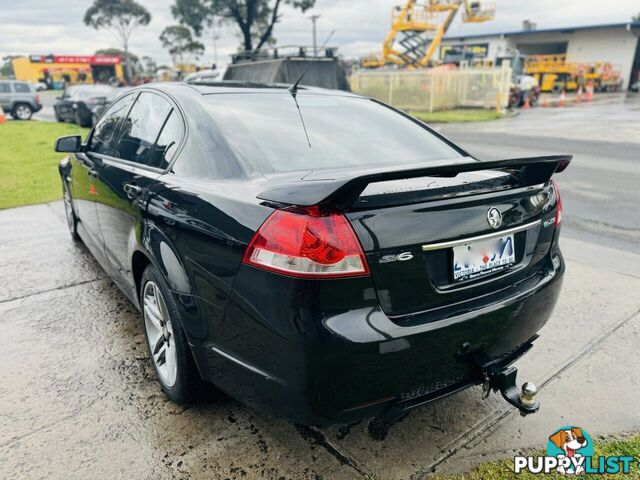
[1,0,639,67]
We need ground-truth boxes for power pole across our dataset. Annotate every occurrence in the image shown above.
[211,16,220,67]
[309,14,321,56]
[212,30,219,65]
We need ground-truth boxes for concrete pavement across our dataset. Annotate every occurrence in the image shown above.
[2,96,639,478]
[1,200,638,479]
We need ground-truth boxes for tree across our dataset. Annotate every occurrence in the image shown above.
[95,47,143,79]
[95,47,139,64]
[172,0,315,53]
[159,25,205,66]
[140,56,158,76]
[84,0,151,84]
[1,55,20,78]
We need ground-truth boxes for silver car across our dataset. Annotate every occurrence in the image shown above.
[0,80,43,120]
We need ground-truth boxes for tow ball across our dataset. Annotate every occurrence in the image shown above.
[482,365,539,416]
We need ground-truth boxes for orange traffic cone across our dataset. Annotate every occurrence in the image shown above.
[558,91,566,107]
[576,86,584,102]
[586,82,594,101]
[0,109,7,124]
[523,94,531,109]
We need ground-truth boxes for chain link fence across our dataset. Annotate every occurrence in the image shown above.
[350,62,512,113]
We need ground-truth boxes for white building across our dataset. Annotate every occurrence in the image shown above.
[441,22,640,88]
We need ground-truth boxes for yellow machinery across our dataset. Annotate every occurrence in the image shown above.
[362,0,495,69]
[525,54,623,93]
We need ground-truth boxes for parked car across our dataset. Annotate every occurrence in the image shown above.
[53,84,113,127]
[90,86,132,124]
[55,83,570,432]
[0,80,42,120]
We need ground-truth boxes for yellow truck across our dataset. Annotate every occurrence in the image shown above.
[524,54,622,93]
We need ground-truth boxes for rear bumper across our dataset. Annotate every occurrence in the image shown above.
[190,250,564,426]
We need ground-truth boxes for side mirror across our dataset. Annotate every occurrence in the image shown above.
[55,135,82,153]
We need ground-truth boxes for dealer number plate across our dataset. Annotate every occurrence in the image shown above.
[452,234,515,282]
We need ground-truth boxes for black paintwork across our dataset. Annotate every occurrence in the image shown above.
[57,82,567,426]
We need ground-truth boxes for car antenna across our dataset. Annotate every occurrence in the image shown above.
[289,29,335,96]
[288,29,336,147]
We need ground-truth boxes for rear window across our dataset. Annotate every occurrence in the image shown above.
[203,93,461,173]
[73,86,112,99]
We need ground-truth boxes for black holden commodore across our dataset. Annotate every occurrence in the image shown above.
[55,82,570,432]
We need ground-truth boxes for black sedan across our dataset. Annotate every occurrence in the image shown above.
[55,83,570,430]
[53,84,113,127]
[90,86,132,124]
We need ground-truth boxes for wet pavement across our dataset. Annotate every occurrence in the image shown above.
[441,93,640,255]
[2,206,639,479]
[2,97,640,479]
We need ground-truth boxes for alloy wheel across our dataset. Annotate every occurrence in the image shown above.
[15,105,32,120]
[143,281,178,388]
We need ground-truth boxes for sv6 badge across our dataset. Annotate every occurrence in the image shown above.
[379,252,414,264]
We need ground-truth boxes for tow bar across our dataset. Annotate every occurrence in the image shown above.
[482,365,539,416]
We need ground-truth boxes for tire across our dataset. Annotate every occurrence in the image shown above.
[62,182,80,241]
[54,108,63,122]
[140,264,203,404]
[12,103,33,120]
[74,109,92,128]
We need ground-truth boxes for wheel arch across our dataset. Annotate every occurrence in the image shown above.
[136,223,194,297]
[132,249,152,301]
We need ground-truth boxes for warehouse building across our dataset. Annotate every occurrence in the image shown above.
[440,21,640,88]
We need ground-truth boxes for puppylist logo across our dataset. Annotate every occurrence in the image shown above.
[514,426,636,475]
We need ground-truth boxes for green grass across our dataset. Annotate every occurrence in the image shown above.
[410,109,503,123]
[0,121,90,209]
[432,434,640,480]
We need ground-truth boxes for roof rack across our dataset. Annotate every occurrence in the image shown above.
[230,45,340,64]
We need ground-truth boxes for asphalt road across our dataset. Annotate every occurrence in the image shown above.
[34,90,57,122]
[440,94,640,255]
[1,96,639,479]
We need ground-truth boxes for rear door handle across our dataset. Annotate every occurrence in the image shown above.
[123,183,144,200]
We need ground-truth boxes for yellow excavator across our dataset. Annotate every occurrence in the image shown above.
[362,0,495,68]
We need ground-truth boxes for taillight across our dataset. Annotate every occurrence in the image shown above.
[242,206,370,278]
[551,180,563,225]
[35,94,41,104]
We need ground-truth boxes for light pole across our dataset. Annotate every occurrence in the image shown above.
[309,14,321,56]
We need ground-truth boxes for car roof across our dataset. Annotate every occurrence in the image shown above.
[137,81,362,98]
[70,84,112,90]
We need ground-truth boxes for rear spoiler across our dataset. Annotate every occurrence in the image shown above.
[257,155,572,209]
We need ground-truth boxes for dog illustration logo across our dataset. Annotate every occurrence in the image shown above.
[515,425,634,475]
[547,426,594,475]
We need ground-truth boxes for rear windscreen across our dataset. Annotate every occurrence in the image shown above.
[203,93,462,173]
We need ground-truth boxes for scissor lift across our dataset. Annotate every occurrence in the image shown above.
[362,0,495,69]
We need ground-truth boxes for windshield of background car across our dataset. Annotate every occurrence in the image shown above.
[202,93,462,173]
